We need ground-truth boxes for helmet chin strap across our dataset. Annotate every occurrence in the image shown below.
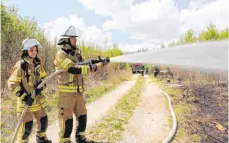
[28,55,33,58]
[71,45,77,50]
[27,54,36,59]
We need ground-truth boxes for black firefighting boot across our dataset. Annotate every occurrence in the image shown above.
[76,135,96,143]
[36,136,52,143]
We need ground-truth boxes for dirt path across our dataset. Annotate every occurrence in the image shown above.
[119,76,170,143]
[30,75,139,143]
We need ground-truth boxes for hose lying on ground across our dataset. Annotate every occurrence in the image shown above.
[161,89,178,143]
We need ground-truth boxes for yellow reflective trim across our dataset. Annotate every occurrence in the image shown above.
[27,103,43,112]
[40,71,47,78]
[41,102,48,108]
[69,74,74,86]
[40,98,47,106]
[13,86,21,95]
[81,66,85,74]
[61,58,72,69]
[8,78,21,82]
[41,103,47,107]
[29,106,41,111]
[58,85,84,93]
[29,107,41,111]
[32,96,37,102]
[17,102,44,112]
[59,118,64,138]
[60,138,71,143]
[58,89,77,93]
[19,93,26,100]
[28,107,41,112]
[29,105,41,109]
[58,85,77,88]
[30,103,42,108]
[29,104,41,109]
[40,98,46,103]
[37,132,46,137]
[81,65,88,74]
[58,85,83,89]
[58,89,77,92]
[70,74,74,82]
[18,123,25,140]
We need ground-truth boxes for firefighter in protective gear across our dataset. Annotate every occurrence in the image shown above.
[54,26,110,143]
[7,39,52,143]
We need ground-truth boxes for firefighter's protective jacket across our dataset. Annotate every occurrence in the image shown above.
[8,57,48,112]
[54,46,103,93]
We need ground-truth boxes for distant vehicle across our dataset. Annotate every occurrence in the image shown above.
[132,63,144,75]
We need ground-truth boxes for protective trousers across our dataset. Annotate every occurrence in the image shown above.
[58,92,87,143]
[17,108,48,143]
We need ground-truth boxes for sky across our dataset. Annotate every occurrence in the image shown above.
[3,0,228,52]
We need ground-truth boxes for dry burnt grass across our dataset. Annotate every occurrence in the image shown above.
[158,67,228,143]
[178,70,227,143]
[185,83,228,143]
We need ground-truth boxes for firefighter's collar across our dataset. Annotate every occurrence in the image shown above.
[24,57,34,65]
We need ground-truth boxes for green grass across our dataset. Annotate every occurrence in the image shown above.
[1,96,18,143]
[149,76,164,87]
[85,69,132,103]
[86,76,145,143]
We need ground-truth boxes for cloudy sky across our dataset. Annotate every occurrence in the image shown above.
[4,0,228,52]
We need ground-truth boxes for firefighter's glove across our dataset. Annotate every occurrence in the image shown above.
[90,64,97,71]
[35,87,43,96]
[102,57,110,66]
[22,93,34,106]
[35,80,45,95]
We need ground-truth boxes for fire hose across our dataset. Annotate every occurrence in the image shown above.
[161,89,178,143]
